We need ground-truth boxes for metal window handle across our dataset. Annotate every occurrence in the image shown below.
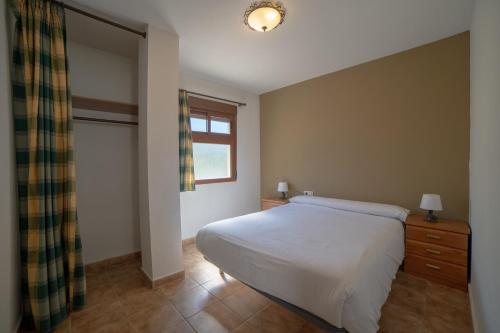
[426,234,441,240]
[426,249,441,255]
[426,264,441,270]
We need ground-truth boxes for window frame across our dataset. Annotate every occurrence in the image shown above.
[189,96,237,185]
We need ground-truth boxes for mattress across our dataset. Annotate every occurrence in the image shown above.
[196,196,407,333]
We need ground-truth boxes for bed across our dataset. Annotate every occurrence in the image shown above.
[196,196,409,333]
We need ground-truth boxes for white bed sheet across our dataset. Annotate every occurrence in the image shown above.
[196,201,404,333]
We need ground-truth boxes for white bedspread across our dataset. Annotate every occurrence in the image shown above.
[196,197,405,333]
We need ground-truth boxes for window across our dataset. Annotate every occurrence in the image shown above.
[189,97,237,184]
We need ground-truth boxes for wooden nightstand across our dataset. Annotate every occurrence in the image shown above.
[404,214,470,291]
[261,198,288,211]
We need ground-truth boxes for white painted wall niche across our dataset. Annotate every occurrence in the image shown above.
[67,41,140,264]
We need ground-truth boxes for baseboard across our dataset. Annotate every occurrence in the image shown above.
[14,314,21,333]
[182,237,196,246]
[140,267,154,286]
[85,251,141,274]
[468,283,481,333]
[152,270,185,288]
[84,251,185,289]
[140,268,185,289]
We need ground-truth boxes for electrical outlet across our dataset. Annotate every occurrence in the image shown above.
[304,190,314,196]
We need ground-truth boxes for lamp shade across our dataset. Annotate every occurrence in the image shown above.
[420,194,443,211]
[277,182,288,193]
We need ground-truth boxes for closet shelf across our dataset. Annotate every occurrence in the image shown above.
[72,95,138,115]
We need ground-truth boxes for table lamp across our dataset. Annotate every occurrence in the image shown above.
[420,194,443,222]
[277,182,288,199]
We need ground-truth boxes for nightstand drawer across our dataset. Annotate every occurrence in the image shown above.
[406,239,467,266]
[405,254,467,290]
[406,225,468,250]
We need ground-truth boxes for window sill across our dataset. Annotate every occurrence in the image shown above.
[195,177,237,185]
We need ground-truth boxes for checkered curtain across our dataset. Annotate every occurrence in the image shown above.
[179,91,196,191]
[11,0,86,331]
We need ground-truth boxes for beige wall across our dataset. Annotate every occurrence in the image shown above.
[260,32,469,220]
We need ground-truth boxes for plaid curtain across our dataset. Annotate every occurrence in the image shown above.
[11,0,86,331]
[179,91,196,191]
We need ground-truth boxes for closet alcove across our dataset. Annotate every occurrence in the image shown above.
[66,10,141,264]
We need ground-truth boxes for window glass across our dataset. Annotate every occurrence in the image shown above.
[193,143,231,180]
[211,117,231,134]
[190,115,207,132]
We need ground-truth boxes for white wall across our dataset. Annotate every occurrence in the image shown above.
[73,119,140,264]
[138,25,183,280]
[68,41,140,264]
[469,1,500,332]
[68,41,137,104]
[180,73,261,239]
[0,4,20,332]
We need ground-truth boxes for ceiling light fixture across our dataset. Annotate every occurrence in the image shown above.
[244,1,286,32]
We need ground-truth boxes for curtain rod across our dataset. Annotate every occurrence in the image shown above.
[180,89,247,107]
[53,1,147,38]
[73,116,138,126]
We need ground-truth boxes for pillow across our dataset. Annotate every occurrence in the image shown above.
[289,195,410,222]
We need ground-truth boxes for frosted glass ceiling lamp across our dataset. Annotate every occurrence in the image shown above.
[420,194,443,223]
[244,1,286,32]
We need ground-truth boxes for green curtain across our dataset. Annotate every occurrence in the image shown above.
[179,91,196,191]
[11,0,86,331]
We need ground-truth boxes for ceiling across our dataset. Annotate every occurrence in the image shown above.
[67,0,474,94]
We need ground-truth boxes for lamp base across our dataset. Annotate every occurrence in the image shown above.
[280,192,287,199]
[425,210,438,223]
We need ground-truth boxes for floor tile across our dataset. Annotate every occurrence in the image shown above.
[51,319,71,333]
[233,303,305,333]
[187,264,223,285]
[160,276,199,298]
[422,315,472,333]
[171,285,218,318]
[425,282,470,310]
[71,300,127,333]
[232,321,261,333]
[378,302,422,333]
[184,257,206,270]
[120,288,172,316]
[112,270,149,296]
[129,303,192,333]
[107,265,142,282]
[86,280,120,308]
[296,322,330,333]
[423,282,472,332]
[202,273,244,299]
[385,279,426,316]
[187,300,244,333]
[92,321,137,333]
[393,271,428,291]
[221,285,270,320]
[19,243,472,333]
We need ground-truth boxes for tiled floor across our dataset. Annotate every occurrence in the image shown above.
[29,243,473,333]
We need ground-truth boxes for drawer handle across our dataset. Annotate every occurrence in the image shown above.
[425,249,441,255]
[426,234,441,240]
[426,264,441,270]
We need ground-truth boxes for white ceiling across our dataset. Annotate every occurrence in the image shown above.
[68,0,474,94]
